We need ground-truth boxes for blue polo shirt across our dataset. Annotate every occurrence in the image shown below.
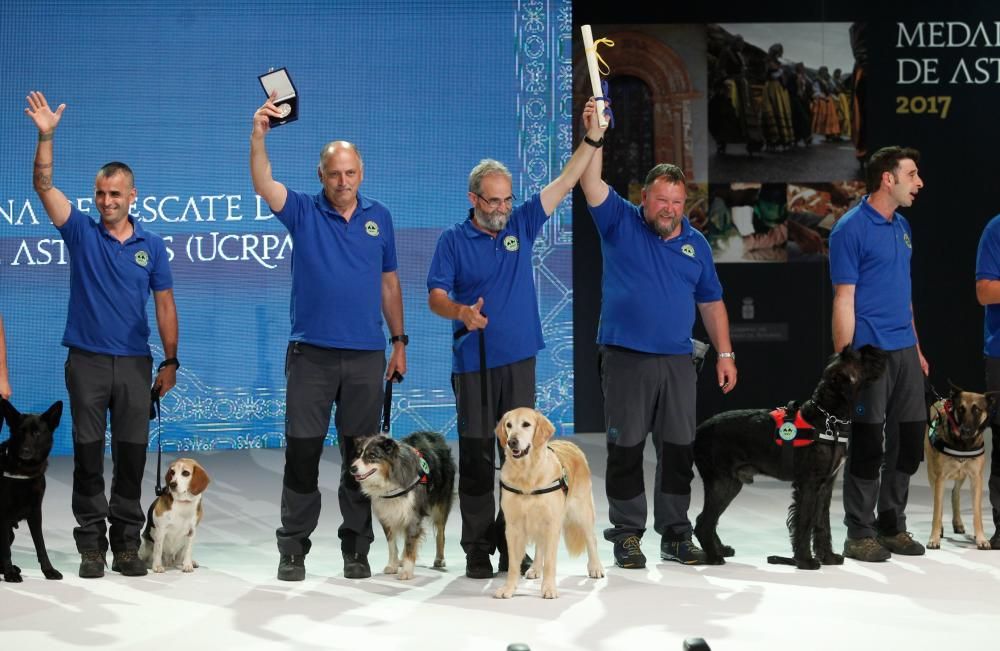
[273,190,397,351]
[427,195,548,373]
[57,205,173,356]
[975,214,1000,357]
[588,187,723,355]
[829,195,916,351]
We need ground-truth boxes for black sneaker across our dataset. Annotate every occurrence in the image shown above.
[876,531,925,556]
[343,552,371,579]
[660,537,707,565]
[497,552,533,575]
[79,550,106,579]
[612,535,646,569]
[111,549,148,576]
[465,551,494,578]
[277,554,306,581]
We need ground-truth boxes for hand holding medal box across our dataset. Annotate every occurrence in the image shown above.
[257,67,298,127]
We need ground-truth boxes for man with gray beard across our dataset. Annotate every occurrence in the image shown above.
[580,125,737,569]
[427,100,607,579]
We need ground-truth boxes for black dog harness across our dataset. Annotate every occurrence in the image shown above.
[928,400,985,458]
[499,448,569,495]
[380,450,431,499]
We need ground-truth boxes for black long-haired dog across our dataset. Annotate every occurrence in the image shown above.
[351,431,456,580]
[694,346,886,569]
[1,399,63,582]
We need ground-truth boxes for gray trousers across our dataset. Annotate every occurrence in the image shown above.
[985,356,1000,532]
[276,343,384,556]
[843,346,926,539]
[452,356,535,555]
[599,346,698,543]
[65,348,152,553]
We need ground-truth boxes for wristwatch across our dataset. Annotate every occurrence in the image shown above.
[158,357,180,371]
[717,351,736,360]
[390,334,409,346]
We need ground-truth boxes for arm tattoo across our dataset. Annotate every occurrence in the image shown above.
[34,172,53,191]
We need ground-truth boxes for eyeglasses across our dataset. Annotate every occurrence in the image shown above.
[475,193,516,209]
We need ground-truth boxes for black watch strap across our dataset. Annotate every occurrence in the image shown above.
[583,134,605,148]
[158,358,180,371]
[390,334,409,346]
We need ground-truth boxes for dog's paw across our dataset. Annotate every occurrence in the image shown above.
[153,564,166,573]
[2,568,23,583]
[494,585,516,599]
[705,555,726,566]
[953,523,966,534]
[397,569,414,580]
[819,553,844,565]
[192,560,200,568]
[383,564,399,574]
[524,567,539,580]
[42,567,63,580]
[721,544,735,558]
[977,538,992,550]
[432,558,446,569]
[182,563,195,573]
[927,539,941,550]
[541,583,559,599]
[588,562,605,579]
[794,557,821,570]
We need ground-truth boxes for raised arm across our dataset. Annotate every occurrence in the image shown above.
[250,90,288,213]
[382,271,407,380]
[152,289,179,397]
[25,91,71,227]
[538,98,609,215]
[832,283,856,352]
[698,300,737,393]
[579,97,610,208]
[0,313,11,400]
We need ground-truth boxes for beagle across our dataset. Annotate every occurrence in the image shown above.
[139,458,210,573]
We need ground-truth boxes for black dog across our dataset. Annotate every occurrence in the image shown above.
[0,399,63,582]
[693,346,886,569]
[351,431,456,580]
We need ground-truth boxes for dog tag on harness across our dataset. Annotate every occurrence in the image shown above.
[778,422,798,441]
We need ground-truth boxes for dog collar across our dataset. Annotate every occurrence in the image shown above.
[928,427,985,458]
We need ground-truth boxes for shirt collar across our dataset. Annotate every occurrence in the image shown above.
[858,194,897,225]
[314,190,373,218]
[98,215,144,243]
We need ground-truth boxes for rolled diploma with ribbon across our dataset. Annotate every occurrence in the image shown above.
[581,24,608,128]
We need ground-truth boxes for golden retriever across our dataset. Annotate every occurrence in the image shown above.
[493,408,604,599]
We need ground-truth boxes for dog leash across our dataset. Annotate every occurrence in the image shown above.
[381,370,404,433]
[452,319,490,439]
[149,386,165,497]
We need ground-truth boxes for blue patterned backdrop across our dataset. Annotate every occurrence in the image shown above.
[0,0,573,455]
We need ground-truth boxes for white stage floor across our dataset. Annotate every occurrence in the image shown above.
[3,433,1000,651]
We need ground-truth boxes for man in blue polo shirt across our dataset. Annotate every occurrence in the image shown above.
[974,213,1000,549]
[251,92,407,581]
[26,91,179,579]
[579,111,737,569]
[830,145,929,562]
[427,100,607,579]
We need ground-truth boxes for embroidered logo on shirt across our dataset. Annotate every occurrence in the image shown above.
[778,422,798,441]
[365,221,380,237]
[134,251,149,267]
[503,235,519,252]
[903,233,912,249]
[681,244,696,258]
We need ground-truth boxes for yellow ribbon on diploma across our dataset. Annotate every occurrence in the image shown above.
[586,37,615,77]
